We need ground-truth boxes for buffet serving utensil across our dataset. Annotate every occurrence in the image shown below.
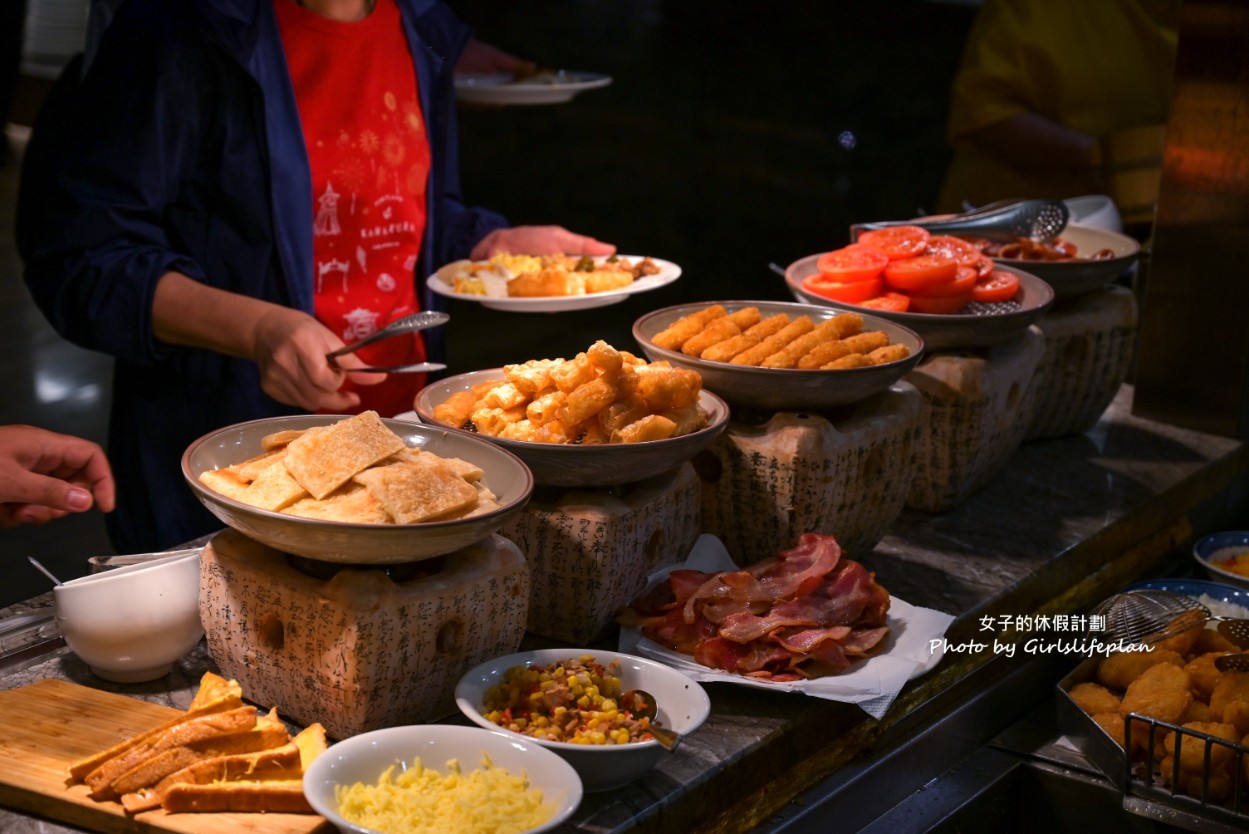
[26,556,62,587]
[324,310,449,374]
[621,688,681,751]
[851,198,1070,243]
[1089,588,1249,647]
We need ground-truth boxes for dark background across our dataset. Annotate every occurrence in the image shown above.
[2,0,980,603]
[444,0,978,369]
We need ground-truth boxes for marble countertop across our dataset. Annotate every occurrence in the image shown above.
[2,385,1245,834]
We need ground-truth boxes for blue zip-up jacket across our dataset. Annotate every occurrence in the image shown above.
[16,0,507,553]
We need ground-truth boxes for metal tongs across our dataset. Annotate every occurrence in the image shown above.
[1089,589,1249,649]
[851,198,1070,243]
[325,310,449,374]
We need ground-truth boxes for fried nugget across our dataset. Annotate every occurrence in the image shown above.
[1193,626,1241,655]
[1091,711,1126,747]
[1184,652,1230,702]
[1151,610,1207,656]
[1221,699,1249,737]
[1097,648,1184,689]
[1068,682,1122,716]
[1210,671,1249,716]
[1119,663,1193,746]
[1160,722,1240,802]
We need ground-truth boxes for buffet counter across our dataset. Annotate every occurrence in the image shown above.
[1,384,1245,834]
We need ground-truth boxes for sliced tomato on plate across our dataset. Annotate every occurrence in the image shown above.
[975,255,995,278]
[856,225,931,260]
[971,269,1021,303]
[882,254,958,292]
[816,245,889,283]
[859,292,911,313]
[924,235,983,268]
[908,292,972,314]
[803,273,884,303]
[910,265,978,298]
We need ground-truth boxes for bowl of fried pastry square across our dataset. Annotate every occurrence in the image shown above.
[632,300,924,412]
[183,411,533,564]
[411,341,730,488]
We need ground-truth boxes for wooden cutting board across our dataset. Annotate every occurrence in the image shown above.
[0,679,330,834]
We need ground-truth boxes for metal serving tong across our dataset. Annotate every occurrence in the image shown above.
[851,198,1070,243]
[1090,589,1249,648]
[325,310,449,374]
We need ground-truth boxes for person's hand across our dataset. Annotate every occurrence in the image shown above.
[456,38,524,75]
[0,425,116,527]
[470,226,617,260]
[251,307,385,413]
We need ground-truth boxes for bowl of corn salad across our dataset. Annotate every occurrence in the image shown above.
[455,649,710,792]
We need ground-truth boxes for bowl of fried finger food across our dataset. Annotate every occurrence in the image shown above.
[411,340,730,488]
[966,223,1140,300]
[183,411,533,564]
[633,300,923,412]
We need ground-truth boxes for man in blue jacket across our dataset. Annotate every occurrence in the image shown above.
[17,0,611,553]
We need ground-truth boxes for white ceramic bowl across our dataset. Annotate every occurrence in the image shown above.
[784,258,1053,351]
[1192,530,1249,591]
[456,648,711,792]
[987,224,1140,300]
[303,724,582,834]
[412,372,730,488]
[633,299,924,411]
[54,550,203,683]
[1064,195,1123,232]
[182,415,533,565]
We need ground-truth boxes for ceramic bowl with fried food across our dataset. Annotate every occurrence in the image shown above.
[410,371,729,488]
[632,300,923,412]
[183,415,533,564]
[984,224,1140,300]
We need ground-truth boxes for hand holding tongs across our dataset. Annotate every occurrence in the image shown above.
[325,310,449,374]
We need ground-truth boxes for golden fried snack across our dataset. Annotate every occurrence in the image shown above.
[1091,712,1126,746]
[633,363,702,411]
[1180,700,1216,724]
[1185,652,1231,701]
[838,330,891,356]
[761,319,844,369]
[1160,722,1240,801]
[433,390,479,427]
[1119,663,1193,744]
[479,381,528,411]
[503,358,560,395]
[681,307,762,357]
[1152,610,1207,655]
[796,339,853,370]
[731,316,815,366]
[824,353,874,370]
[1210,671,1249,716]
[526,389,567,426]
[869,344,912,365]
[700,314,791,363]
[1096,648,1184,690]
[549,352,600,393]
[1193,626,1241,655]
[560,377,618,426]
[1221,699,1249,737]
[508,265,582,297]
[584,268,634,294]
[1068,682,1121,716]
[613,414,678,443]
[652,305,727,350]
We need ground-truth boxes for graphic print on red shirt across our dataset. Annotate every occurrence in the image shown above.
[276,0,431,416]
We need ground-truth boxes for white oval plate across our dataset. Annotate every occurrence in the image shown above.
[428,255,681,313]
[455,71,612,106]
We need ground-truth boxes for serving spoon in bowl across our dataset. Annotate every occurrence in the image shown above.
[622,689,682,751]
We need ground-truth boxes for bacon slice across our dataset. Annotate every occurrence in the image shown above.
[620,533,891,681]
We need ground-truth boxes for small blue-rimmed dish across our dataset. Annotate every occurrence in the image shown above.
[1191,531,1249,591]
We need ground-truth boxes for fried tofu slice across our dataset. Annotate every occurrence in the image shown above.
[353,456,478,524]
[282,410,405,499]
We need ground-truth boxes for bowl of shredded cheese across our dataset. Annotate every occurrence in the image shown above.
[303,724,582,834]
[456,649,710,792]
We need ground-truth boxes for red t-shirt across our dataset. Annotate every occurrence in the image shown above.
[275,0,431,416]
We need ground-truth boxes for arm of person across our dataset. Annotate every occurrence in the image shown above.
[151,272,382,414]
[0,426,116,527]
[470,226,616,259]
[956,111,1100,177]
